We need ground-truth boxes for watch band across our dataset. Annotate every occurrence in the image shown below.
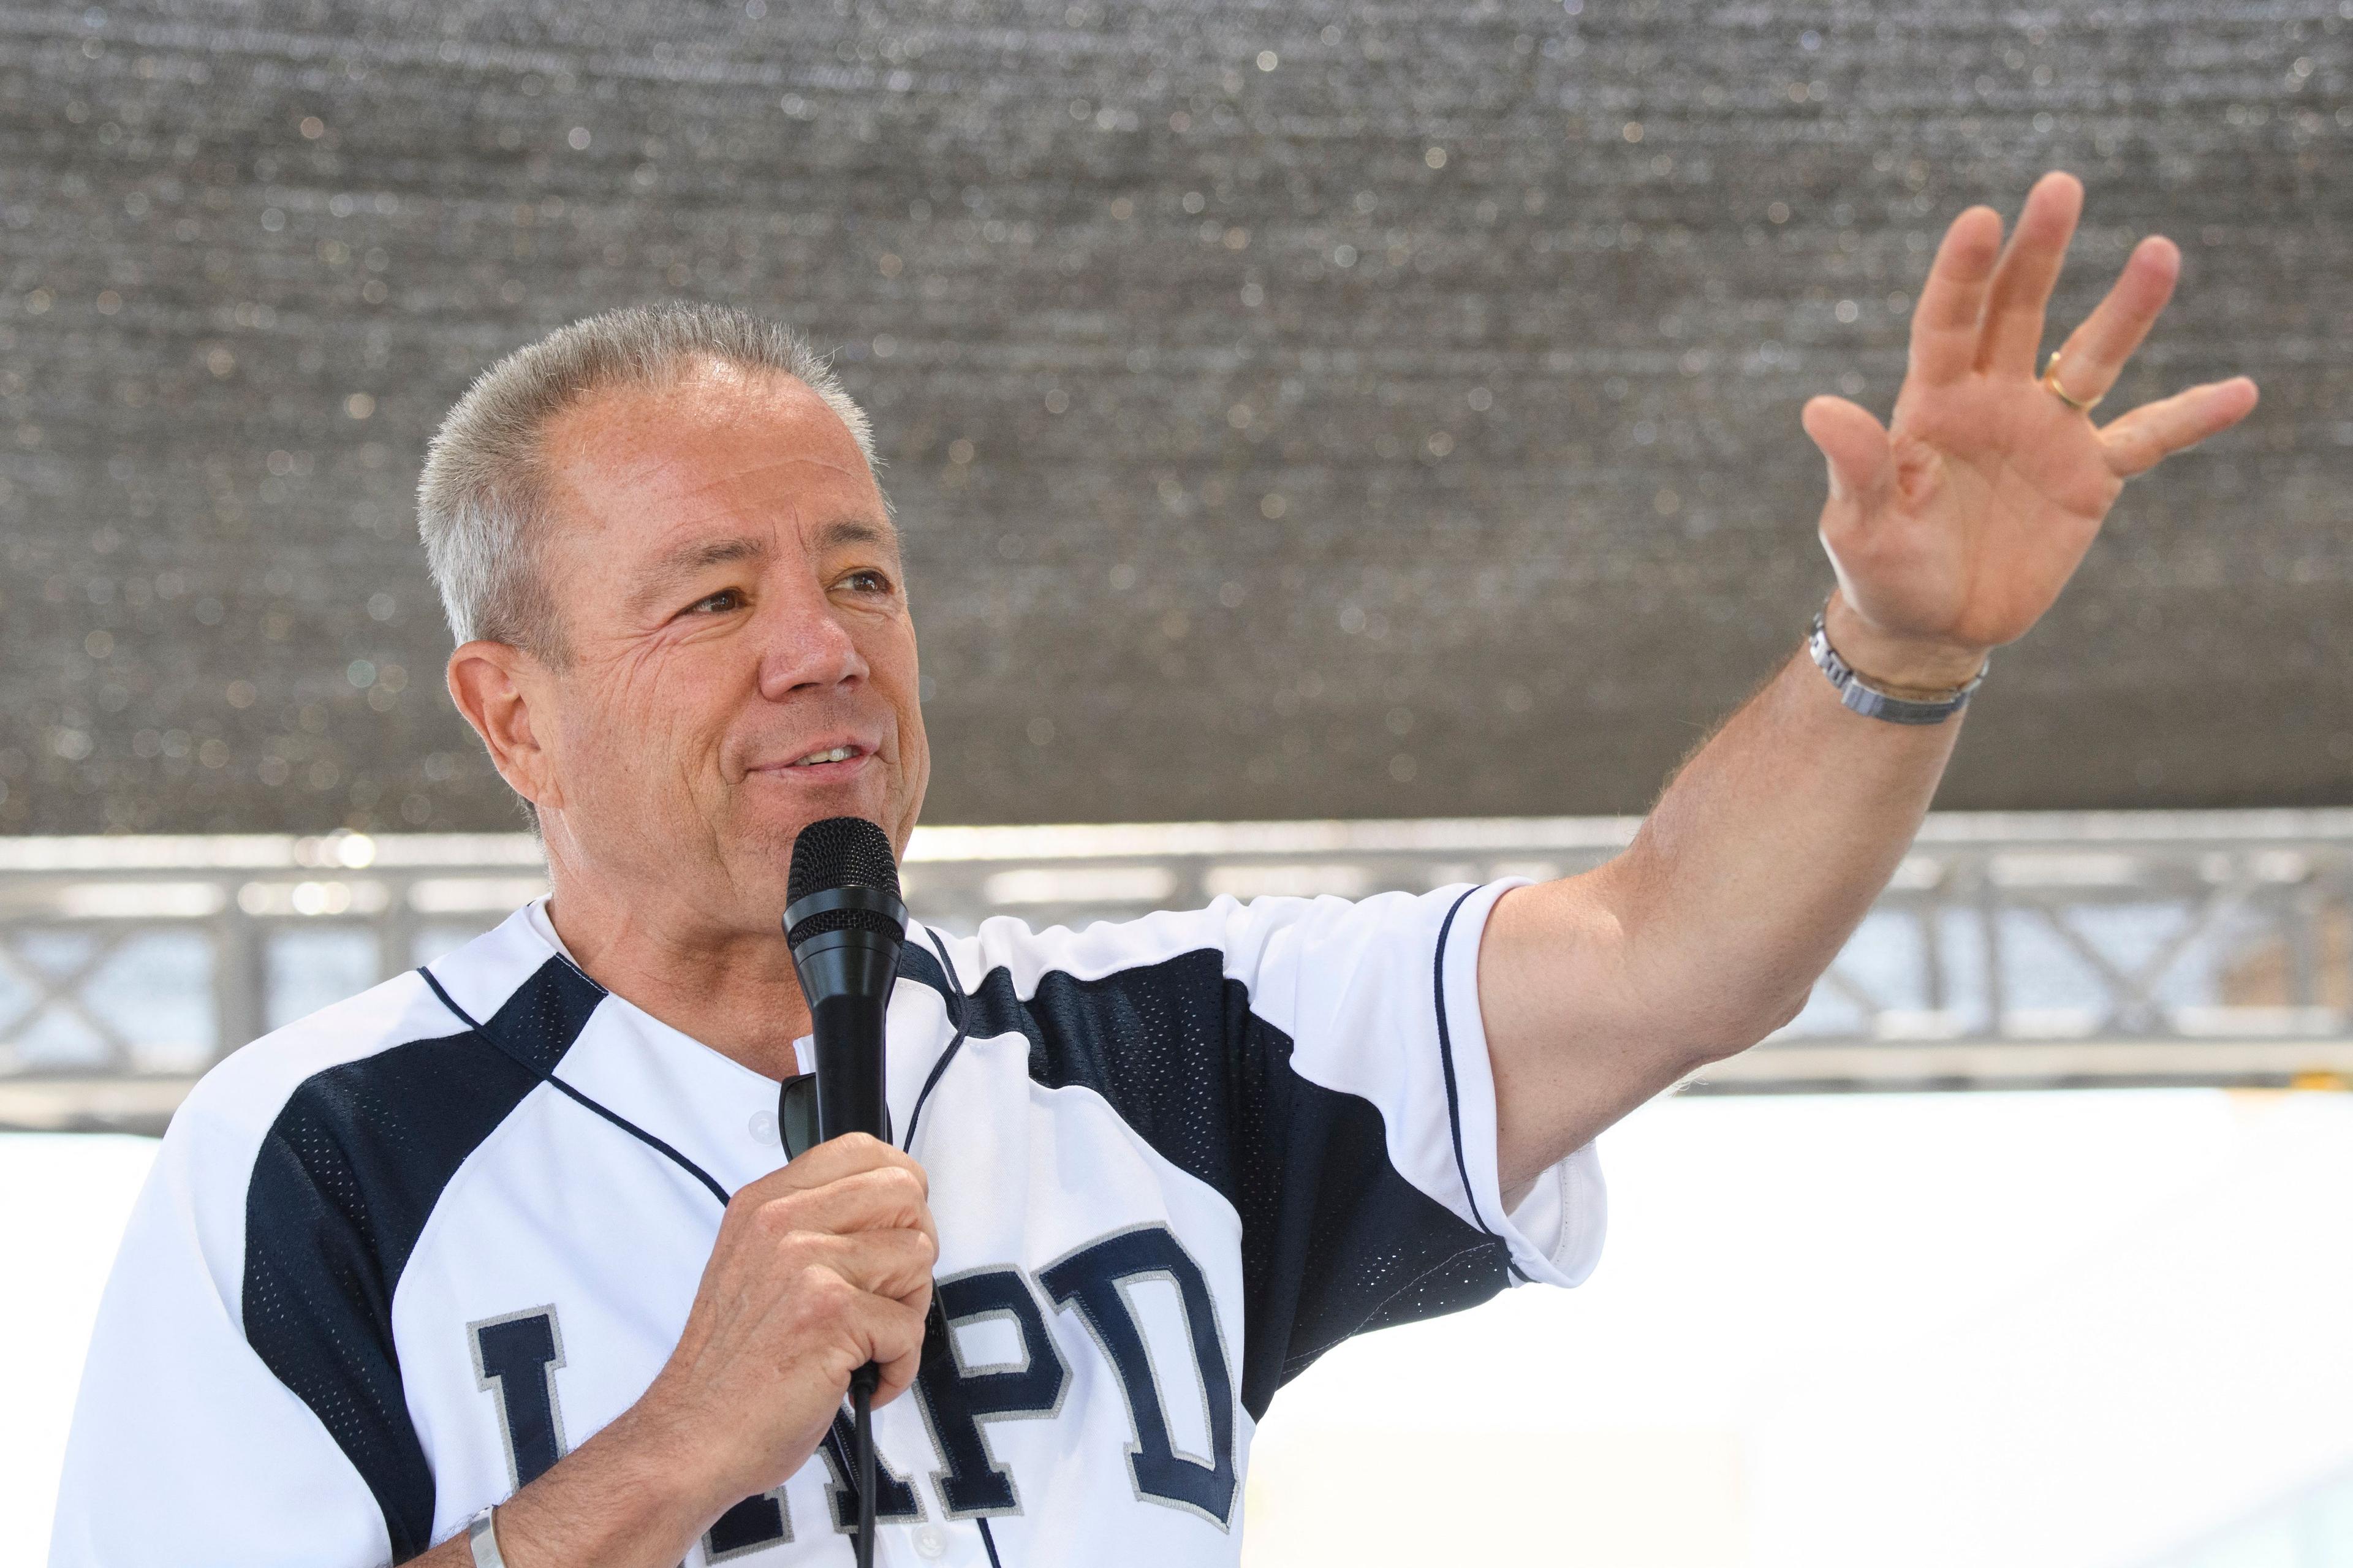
[468,1506,507,1568]
[1807,612,1987,725]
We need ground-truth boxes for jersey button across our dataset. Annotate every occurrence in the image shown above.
[913,1523,947,1559]
[748,1109,779,1146]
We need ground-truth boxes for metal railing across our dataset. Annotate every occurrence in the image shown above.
[4,811,2350,1131]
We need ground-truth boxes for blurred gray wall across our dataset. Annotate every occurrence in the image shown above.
[1,0,2346,833]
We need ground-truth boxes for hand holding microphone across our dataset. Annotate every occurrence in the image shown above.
[555,818,929,1565]
[636,1135,936,1499]
[414,1132,936,1568]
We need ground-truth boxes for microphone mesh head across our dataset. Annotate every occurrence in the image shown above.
[785,817,903,947]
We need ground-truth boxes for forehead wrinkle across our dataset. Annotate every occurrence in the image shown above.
[659,449,875,504]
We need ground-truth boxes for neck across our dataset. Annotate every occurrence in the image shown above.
[540,858,814,1083]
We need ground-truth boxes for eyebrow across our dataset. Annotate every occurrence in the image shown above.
[627,518,899,615]
[809,517,897,554]
[629,535,770,615]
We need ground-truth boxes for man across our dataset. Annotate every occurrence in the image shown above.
[51,172,2253,1567]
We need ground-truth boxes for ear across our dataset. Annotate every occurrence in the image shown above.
[445,640,567,813]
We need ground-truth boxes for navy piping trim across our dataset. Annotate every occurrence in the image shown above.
[415,966,732,1209]
[1433,887,1529,1284]
[896,936,955,1010]
[884,930,1010,1568]
[1430,887,1494,1240]
[901,925,971,1154]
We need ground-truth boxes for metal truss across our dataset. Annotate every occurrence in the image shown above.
[2,810,2349,1132]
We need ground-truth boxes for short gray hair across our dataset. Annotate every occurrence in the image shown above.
[416,301,881,658]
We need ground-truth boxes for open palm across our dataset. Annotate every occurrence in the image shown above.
[1802,172,2260,659]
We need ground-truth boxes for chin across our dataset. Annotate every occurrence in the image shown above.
[741,797,891,865]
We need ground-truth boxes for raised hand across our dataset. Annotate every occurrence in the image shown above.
[1799,171,2259,684]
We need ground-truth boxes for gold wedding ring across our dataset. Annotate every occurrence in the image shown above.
[2042,350,2103,414]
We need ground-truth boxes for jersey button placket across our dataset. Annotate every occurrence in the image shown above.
[911,1522,948,1559]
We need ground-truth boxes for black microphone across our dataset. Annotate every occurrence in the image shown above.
[783,816,906,1146]
[780,815,906,1568]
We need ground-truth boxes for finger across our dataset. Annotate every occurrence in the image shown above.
[1800,395,1893,512]
[827,1289,931,1405]
[867,1293,934,1407]
[1974,171,2085,377]
[2044,235,2180,407]
[811,1226,941,1302]
[768,1164,934,1238]
[738,1132,928,1203]
[2098,377,2259,479]
[1906,205,2004,385]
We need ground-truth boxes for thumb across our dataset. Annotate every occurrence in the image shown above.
[1800,395,1893,508]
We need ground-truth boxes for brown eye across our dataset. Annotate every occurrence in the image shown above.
[843,570,892,594]
[690,588,745,615]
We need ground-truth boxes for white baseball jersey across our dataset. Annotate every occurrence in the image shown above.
[51,881,1605,1567]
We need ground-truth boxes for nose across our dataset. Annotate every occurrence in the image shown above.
[752,567,870,702]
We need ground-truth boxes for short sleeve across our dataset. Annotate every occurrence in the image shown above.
[1204,880,1606,1412]
[49,1098,393,1568]
[907,884,1610,1422]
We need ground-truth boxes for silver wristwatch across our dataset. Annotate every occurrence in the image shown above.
[467,1506,507,1568]
[1807,612,1987,725]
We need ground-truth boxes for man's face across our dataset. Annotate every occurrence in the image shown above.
[522,362,928,930]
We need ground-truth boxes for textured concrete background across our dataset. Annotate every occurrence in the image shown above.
[0,0,2346,833]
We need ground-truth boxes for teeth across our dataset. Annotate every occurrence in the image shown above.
[790,746,857,767]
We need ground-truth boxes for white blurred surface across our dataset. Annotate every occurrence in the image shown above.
[1241,1088,2353,1568]
[0,1134,159,1568]
[6,1089,2348,1567]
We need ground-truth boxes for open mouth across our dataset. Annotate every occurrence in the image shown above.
[759,740,881,782]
